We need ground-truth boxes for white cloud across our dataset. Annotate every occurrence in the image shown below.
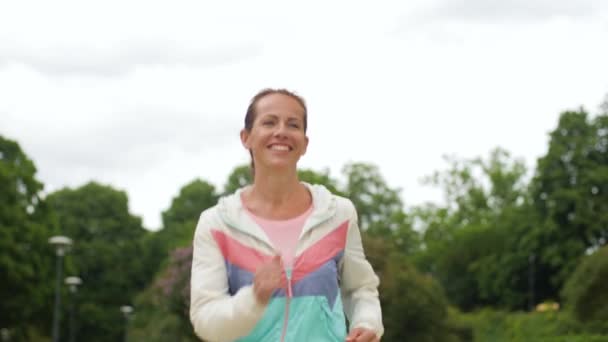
[0,1,269,75]
[0,42,263,76]
[408,0,605,23]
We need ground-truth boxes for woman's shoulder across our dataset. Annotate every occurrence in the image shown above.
[331,193,356,210]
[195,204,220,229]
[195,188,244,228]
[199,203,220,219]
[305,182,357,216]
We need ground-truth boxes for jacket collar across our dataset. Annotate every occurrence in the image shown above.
[217,182,336,248]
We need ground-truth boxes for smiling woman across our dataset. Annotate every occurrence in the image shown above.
[189,88,384,342]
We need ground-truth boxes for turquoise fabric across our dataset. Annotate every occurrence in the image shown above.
[235,298,284,342]
[236,294,347,342]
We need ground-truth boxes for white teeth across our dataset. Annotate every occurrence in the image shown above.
[270,145,289,151]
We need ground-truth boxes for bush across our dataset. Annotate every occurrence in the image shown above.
[364,236,473,342]
[128,247,197,342]
[561,245,608,326]
[458,309,608,342]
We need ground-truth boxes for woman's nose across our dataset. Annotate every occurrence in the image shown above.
[273,123,288,137]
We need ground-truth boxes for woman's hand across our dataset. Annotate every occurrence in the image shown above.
[345,327,379,342]
[253,255,283,305]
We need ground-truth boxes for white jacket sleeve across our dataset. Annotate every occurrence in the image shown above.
[340,205,384,338]
[189,213,266,342]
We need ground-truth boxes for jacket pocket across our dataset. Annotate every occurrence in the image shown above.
[316,295,347,341]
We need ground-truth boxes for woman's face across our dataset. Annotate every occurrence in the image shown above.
[241,93,308,171]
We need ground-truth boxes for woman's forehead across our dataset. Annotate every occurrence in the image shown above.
[256,94,305,118]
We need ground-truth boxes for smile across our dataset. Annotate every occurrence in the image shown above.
[269,144,291,151]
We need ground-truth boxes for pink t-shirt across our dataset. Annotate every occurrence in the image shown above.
[245,205,313,267]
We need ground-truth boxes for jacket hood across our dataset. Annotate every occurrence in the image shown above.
[216,182,337,247]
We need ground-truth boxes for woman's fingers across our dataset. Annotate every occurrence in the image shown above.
[345,328,378,342]
[253,255,284,304]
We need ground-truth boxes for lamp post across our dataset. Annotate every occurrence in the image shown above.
[528,253,536,311]
[65,276,82,342]
[49,236,72,342]
[120,305,133,342]
[1,328,10,341]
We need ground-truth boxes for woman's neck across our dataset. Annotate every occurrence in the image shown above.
[243,168,311,219]
[250,170,301,205]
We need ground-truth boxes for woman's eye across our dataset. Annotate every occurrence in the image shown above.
[262,121,274,126]
[289,123,300,128]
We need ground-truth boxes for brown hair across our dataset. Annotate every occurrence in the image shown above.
[244,88,308,174]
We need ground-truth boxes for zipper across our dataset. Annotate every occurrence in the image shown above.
[280,269,293,342]
[278,208,334,342]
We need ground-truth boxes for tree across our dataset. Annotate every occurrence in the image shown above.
[0,135,55,339]
[298,167,343,195]
[415,148,535,310]
[162,179,218,229]
[47,182,150,341]
[158,179,218,250]
[144,179,219,279]
[342,162,419,255]
[342,162,403,230]
[222,164,252,195]
[531,109,608,289]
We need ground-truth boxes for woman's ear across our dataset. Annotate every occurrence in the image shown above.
[240,129,250,149]
[301,135,309,156]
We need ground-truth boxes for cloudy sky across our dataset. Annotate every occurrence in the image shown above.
[1,1,607,230]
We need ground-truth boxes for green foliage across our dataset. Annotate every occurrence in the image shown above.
[298,167,343,195]
[414,148,535,310]
[468,202,543,310]
[222,164,252,195]
[128,247,197,342]
[162,179,218,229]
[562,246,608,325]
[0,135,55,337]
[531,110,608,289]
[158,179,218,248]
[143,179,218,280]
[457,309,608,342]
[364,236,472,342]
[127,178,219,341]
[342,162,419,255]
[47,182,151,341]
[342,162,403,230]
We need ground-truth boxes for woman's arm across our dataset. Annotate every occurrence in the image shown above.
[189,213,266,342]
[340,203,384,339]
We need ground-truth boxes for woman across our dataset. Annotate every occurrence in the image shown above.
[190,89,383,342]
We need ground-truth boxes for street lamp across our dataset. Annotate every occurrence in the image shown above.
[120,305,134,342]
[65,276,82,342]
[49,235,72,342]
[528,253,536,311]
[1,328,10,341]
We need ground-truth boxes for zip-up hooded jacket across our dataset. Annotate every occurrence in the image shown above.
[190,183,384,342]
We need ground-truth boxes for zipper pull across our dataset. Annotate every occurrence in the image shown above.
[285,268,293,298]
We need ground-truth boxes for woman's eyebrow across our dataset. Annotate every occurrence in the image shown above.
[259,113,301,121]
